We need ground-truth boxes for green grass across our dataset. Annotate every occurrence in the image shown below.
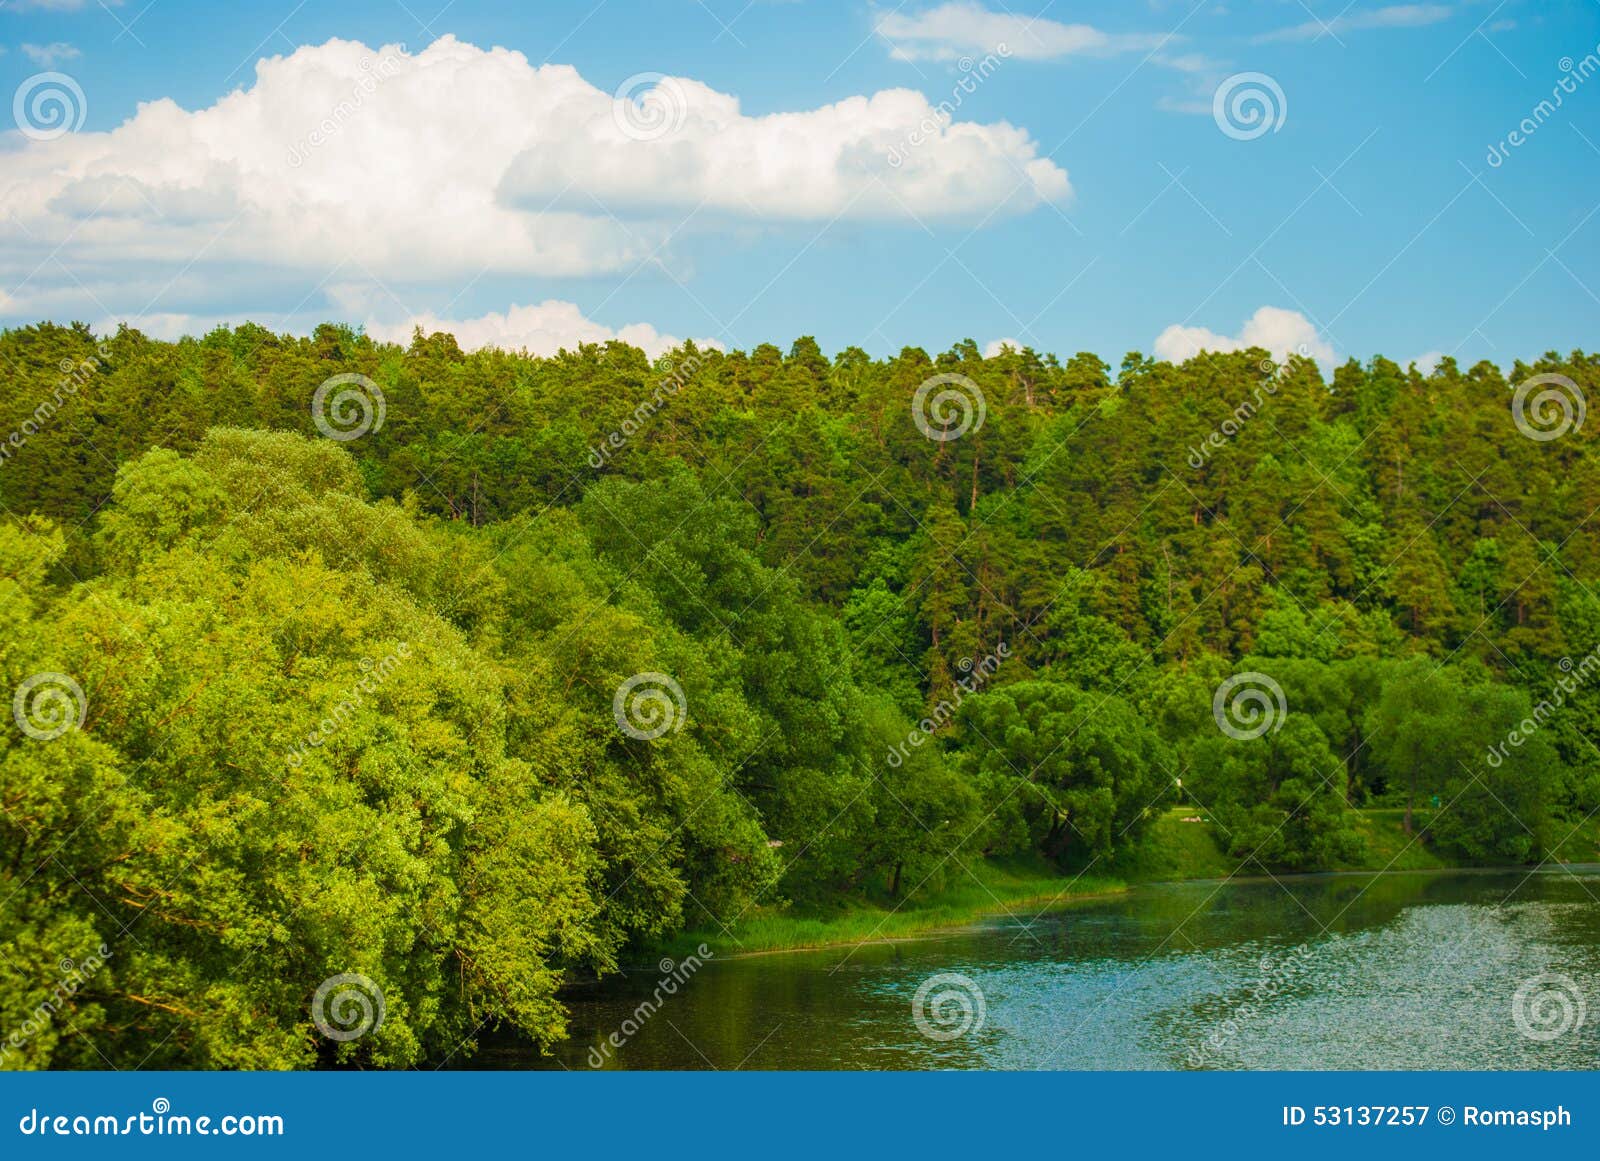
[1341,808,1450,871]
[1108,807,1239,882]
[651,805,1600,961]
[1547,814,1600,864]
[651,857,1126,959]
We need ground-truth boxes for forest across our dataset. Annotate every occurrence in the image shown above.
[1,319,1597,1068]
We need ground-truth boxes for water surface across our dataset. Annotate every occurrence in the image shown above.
[481,869,1600,1069]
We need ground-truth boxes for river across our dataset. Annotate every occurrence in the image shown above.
[474,868,1600,1069]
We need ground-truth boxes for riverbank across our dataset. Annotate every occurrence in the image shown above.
[651,806,1600,960]
[650,859,1129,959]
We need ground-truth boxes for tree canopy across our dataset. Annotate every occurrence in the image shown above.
[2,320,1596,1067]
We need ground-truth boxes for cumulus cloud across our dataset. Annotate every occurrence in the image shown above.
[877,2,1164,61]
[1153,306,1334,366]
[983,337,1022,356]
[21,42,80,67]
[0,35,1068,324]
[90,298,718,359]
[1410,350,1445,376]
[358,301,720,360]
[1255,4,1450,44]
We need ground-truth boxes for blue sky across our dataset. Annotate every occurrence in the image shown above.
[1,0,1596,369]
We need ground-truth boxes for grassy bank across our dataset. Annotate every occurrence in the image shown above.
[650,858,1127,959]
[654,806,1600,960]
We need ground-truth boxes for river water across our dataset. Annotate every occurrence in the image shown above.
[481,869,1600,1069]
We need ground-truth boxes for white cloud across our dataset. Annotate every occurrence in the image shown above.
[21,42,80,67]
[92,311,249,341]
[358,301,720,360]
[877,2,1165,61]
[1153,52,1233,115]
[1153,306,1334,366]
[1411,350,1445,376]
[91,298,718,359]
[983,337,1022,356]
[0,35,1068,323]
[1255,4,1450,44]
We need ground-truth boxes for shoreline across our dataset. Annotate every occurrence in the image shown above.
[657,861,1600,963]
[709,882,1135,959]
[641,806,1600,964]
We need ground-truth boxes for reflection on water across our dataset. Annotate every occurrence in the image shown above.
[471,869,1600,1070]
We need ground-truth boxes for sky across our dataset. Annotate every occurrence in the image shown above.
[0,0,1597,370]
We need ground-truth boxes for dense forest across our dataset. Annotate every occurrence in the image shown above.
[1,319,1597,1068]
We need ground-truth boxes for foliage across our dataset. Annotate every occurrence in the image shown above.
[2,321,1596,1066]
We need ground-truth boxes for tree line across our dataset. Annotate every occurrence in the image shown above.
[0,320,1596,1067]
